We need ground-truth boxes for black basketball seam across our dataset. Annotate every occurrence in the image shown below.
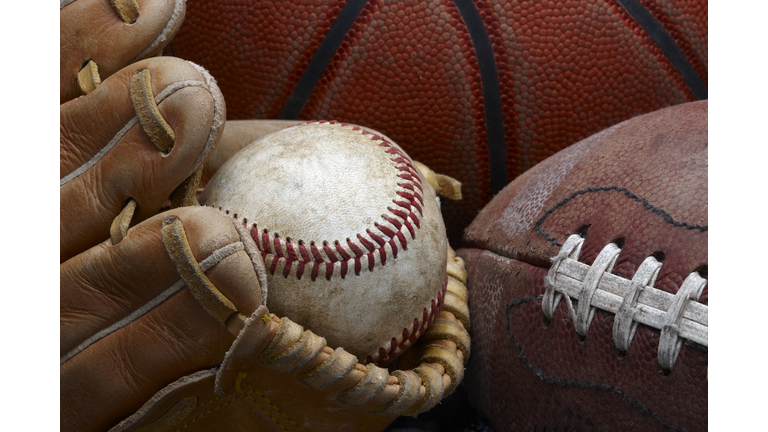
[506,296,696,432]
[534,186,708,248]
[279,0,370,120]
[615,0,708,100]
[453,0,508,195]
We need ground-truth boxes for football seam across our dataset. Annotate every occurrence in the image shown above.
[504,296,690,432]
[534,186,708,248]
[542,234,708,370]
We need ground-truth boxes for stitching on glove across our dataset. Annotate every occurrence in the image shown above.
[234,373,305,432]
[209,248,471,420]
[61,240,249,366]
[130,0,187,63]
[110,198,138,245]
[60,279,186,365]
[60,79,211,187]
[161,216,240,324]
[109,0,140,24]
[177,396,237,432]
[77,60,101,95]
[131,68,176,154]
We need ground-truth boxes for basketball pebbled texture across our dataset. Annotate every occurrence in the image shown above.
[456,100,707,431]
[165,0,708,246]
[199,121,448,365]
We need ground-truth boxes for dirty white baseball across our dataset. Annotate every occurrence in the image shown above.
[200,121,448,364]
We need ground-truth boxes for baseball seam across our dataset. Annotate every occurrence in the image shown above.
[368,276,448,365]
[216,120,426,282]
[211,120,444,365]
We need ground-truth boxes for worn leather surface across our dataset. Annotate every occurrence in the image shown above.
[61,0,186,104]
[107,247,471,432]
[60,56,225,262]
[458,101,708,431]
[109,308,398,432]
[61,208,266,432]
[201,121,448,364]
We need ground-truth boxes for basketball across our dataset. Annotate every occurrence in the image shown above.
[165,0,707,246]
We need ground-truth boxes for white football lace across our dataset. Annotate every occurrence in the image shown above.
[542,234,707,370]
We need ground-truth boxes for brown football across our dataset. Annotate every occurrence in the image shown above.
[457,100,708,431]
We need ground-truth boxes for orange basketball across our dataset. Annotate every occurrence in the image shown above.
[166,0,707,245]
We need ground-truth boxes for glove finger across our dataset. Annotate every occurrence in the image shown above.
[60,56,225,263]
[60,0,185,103]
[61,206,266,432]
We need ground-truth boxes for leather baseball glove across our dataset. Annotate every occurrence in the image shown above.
[60,1,471,431]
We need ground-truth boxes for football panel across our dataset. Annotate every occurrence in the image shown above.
[459,247,707,432]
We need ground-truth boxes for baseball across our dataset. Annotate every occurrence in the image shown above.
[200,121,448,364]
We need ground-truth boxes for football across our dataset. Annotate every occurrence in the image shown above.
[165,0,707,245]
[457,100,707,431]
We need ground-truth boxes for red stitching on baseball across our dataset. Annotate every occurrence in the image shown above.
[354,258,362,275]
[392,200,412,211]
[377,224,396,239]
[285,241,298,261]
[388,239,398,259]
[388,338,398,356]
[310,262,320,280]
[358,234,376,253]
[410,212,421,229]
[310,243,324,262]
[339,261,348,278]
[222,123,428,282]
[250,225,259,243]
[368,229,386,247]
[396,232,407,250]
[261,231,271,254]
[369,277,448,365]
[403,220,415,239]
[347,240,364,257]
[386,216,402,230]
[298,243,311,262]
[323,244,339,263]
